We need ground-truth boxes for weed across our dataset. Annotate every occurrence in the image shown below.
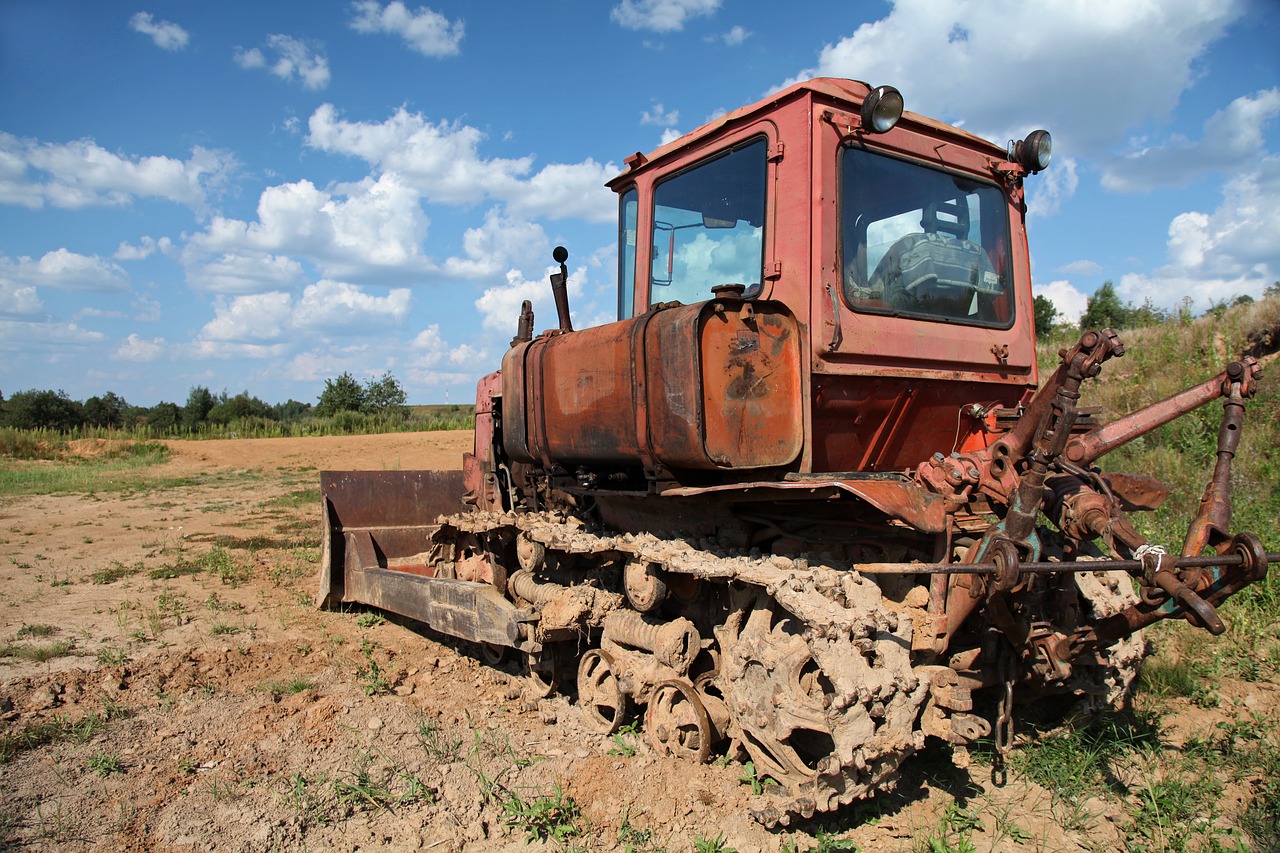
[332,751,394,812]
[355,611,385,629]
[692,834,736,853]
[356,638,390,695]
[916,802,983,853]
[781,831,858,852]
[265,676,314,695]
[738,760,779,796]
[210,622,241,636]
[87,752,125,777]
[284,772,331,825]
[202,546,250,587]
[15,623,57,638]
[608,720,642,757]
[503,785,584,843]
[416,717,464,763]
[92,561,137,584]
[204,591,243,612]
[16,639,75,662]
[617,809,664,851]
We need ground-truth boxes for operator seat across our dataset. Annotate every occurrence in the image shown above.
[869,196,1000,319]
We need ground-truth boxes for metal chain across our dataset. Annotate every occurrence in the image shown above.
[992,642,1014,786]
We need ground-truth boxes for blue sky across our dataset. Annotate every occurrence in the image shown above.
[2,0,1277,407]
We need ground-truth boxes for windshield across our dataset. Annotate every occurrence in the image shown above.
[841,147,1013,328]
[650,138,766,305]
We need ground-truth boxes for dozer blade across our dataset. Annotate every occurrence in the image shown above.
[317,469,465,609]
[317,469,527,649]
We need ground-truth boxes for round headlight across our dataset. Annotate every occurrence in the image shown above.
[860,85,904,134]
[1015,129,1052,173]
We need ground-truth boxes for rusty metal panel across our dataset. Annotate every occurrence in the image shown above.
[699,303,802,468]
[501,344,534,463]
[351,569,520,647]
[321,470,465,530]
[536,322,640,465]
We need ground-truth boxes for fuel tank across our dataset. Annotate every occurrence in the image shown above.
[502,294,803,473]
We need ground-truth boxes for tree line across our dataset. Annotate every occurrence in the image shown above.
[1033,280,1279,338]
[0,371,408,434]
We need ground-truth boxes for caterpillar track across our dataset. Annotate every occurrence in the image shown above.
[438,509,928,826]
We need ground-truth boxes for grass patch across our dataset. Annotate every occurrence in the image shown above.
[503,785,584,844]
[91,561,141,585]
[0,443,172,496]
[14,624,57,639]
[265,676,314,695]
[0,704,128,764]
[10,639,76,663]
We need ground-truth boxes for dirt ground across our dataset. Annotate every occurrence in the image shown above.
[0,433,1273,852]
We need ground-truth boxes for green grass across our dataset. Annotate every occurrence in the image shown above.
[0,444,173,496]
[0,705,128,764]
[264,676,314,695]
[502,785,584,844]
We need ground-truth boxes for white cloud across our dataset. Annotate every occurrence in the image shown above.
[1117,156,1280,312]
[0,281,41,314]
[1058,259,1104,277]
[443,208,548,280]
[1028,157,1079,217]
[0,132,235,211]
[129,12,189,51]
[612,0,721,32]
[199,292,294,343]
[185,173,433,285]
[234,35,330,90]
[348,1,464,57]
[474,264,590,335]
[659,127,682,145]
[788,0,1242,159]
[720,25,749,46]
[0,249,129,293]
[114,235,174,261]
[1033,280,1089,324]
[1101,88,1280,192]
[641,103,679,127]
[306,104,616,222]
[0,319,105,352]
[116,333,167,362]
[185,252,306,294]
[293,279,412,331]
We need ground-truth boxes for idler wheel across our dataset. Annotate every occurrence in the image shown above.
[646,679,712,763]
[577,649,630,734]
[624,559,669,612]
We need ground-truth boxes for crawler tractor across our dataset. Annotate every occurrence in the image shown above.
[319,79,1276,825]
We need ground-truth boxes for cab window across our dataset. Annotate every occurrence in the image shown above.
[841,147,1013,328]
[650,138,766,305]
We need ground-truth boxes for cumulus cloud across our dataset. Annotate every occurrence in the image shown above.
[1101,88,1280,192]
[348,1,464,57]
[129,12,189,51]
[0,249,129,293]
[612,0,721,32]
[114,235,174,261]
[1033,280,1089,324]
[293,279,411,330]
[234,35,330,90]
[193,281,412,359]
[787,0,1241,159]
[116,333,167,362]
[185,172,433,286]
[1027,157,1078,218]
[641,103,679,127]
[443,208,548,280]
[185,252,306,294]
[306,104,616,221]
[719,25,750,46]
[0,132,235,211]
[1116,156,1280,312]
[0,281,41,314]
[474,264,590,335]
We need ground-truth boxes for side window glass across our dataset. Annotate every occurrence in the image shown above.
[650,138,766,305]
[618,188,638,320]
